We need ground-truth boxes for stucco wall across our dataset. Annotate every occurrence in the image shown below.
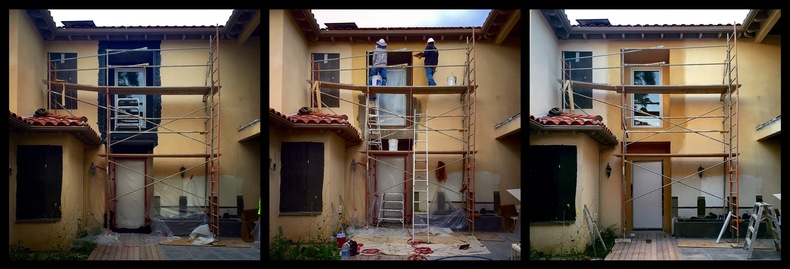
[528,132,600,253]
[269,131,347,240]
[274,9,310,114]
[529,9,560,117]
[9,134,85,251]
[8,9,46,115]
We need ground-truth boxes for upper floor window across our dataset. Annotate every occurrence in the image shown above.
[114,67,146,129]
[631,68,662,128]
[562,51,593,109]
[48,52,78,110]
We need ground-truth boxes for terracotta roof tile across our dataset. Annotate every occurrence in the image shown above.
[530,113,605,126]
[10,110,95,132]
[530,112,617,143]
[269,108,361,145]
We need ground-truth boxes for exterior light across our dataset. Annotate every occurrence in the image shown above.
[606,163,612,178]
[698,165,704,178]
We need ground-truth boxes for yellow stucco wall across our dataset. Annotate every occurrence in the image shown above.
[9,134,85,251]
[529,9,561,116]
[268,130,347,240]
[8,9,47,115]
[529,132,600,253]
[269,9,310,114]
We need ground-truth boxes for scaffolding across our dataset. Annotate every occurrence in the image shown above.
[308,30,479,241]
[45,27,222,238]
[559,25,741,240]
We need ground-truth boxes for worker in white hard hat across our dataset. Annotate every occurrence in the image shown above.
[369,38,388,87]
[414,38,439,86]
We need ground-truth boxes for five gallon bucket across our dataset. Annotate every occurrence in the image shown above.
[447,76,456,86]
[388,139,398,151]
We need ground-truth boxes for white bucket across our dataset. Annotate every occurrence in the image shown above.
[447,76,456,86]
[372,75,383,86]
[388,139,398,151]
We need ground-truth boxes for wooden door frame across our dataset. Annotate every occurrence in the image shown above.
[625,157,672,233]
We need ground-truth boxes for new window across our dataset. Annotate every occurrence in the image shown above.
[114,68,147,129]
[311,53,340,108]
[15,145,63,222]
[631,68,662,127]
[528,145,576,223]
[279,142,324,215]
[48,52,78,109]
[562,51,593,109]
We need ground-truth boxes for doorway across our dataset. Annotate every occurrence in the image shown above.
[114,159,148,230]
[632,160,663,230]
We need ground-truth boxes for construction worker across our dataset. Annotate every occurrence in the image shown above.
[369,38,388,86]
[414,38,439,86]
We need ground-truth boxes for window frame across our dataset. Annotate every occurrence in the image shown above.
[114,67,147,129]
[528,145,577,224]
[562,51,593,109]
[630,68,663,128]
[15,145,63,223]
[48,52,79,110]
[279,142,325,215]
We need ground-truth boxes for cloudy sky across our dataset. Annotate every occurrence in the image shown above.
[564,10,751,25]
[48,10,234,27]
[310,9,492,28]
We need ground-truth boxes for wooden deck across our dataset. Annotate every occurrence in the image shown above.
[604,231,681,260]
[88,244,165,260]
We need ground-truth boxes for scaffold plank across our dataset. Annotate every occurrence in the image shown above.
[46,81,218,95]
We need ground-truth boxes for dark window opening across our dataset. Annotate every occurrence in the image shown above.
[97,41,162,147]
[312,53,340,108]
[48,52,78,109]
[562,51,593,109]
[16,145,63,222]
[279,142,324,215]
[528,145,577,223]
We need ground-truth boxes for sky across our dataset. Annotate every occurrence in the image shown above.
[310,9,491,28]
[564,10,751,26]
[48,10,235,27]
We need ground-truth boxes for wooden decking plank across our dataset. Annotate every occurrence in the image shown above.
[114,245,123,260]
[88,245,100,260]
[133,246,140,260]
[120,245,128,260]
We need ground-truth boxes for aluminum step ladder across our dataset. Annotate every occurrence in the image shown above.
[412,109,430,243]
[743,202,781,259]
[377,193,405,228]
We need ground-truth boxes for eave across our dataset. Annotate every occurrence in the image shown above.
[9,114,102,148]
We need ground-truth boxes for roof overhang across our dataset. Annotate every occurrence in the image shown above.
[541,9,781,41]
[9,114,102,148]
[289,9,519,44]
[529,117,618,147]
[269,110,362,146]
[25,9,260,42]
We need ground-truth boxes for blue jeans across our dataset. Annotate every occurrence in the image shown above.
[425,67,436,86]
[369,67,387,86]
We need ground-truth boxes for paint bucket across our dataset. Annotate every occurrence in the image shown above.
[447,76,456,86]
[372,75,383,86]
[336,231,346,248]
[388,139,398,151]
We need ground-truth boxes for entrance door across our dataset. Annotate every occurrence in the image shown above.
[115,159,146,229]
[632,160,663,229]
[375,156,406,222]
